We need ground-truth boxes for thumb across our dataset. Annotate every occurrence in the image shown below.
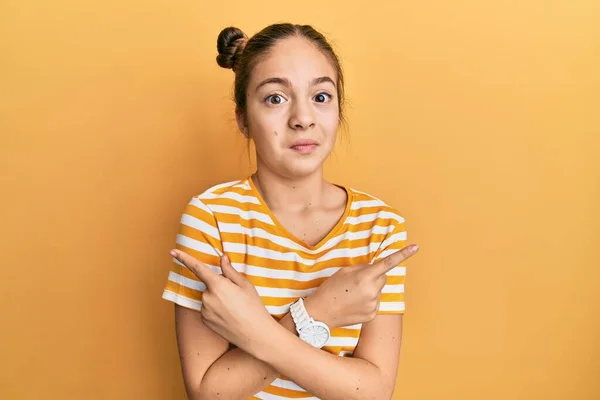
[220,254,246,286]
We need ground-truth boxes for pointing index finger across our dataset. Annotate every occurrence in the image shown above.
[373,244,419,276]
[170,249,218,285]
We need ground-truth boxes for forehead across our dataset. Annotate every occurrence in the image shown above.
[249,36,337,88]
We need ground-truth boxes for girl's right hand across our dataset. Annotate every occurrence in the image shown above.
[304,244,419,329]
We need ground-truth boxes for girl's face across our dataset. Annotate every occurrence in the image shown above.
[238,36,340,179]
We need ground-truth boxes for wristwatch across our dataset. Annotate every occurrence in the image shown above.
[290,298,330,348]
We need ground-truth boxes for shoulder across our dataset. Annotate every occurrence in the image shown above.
[187,178,255,208]
[180,178,259,223]
[347,187,406,226]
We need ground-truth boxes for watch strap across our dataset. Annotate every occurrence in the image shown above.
[291,298,312,332]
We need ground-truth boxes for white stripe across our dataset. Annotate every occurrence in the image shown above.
[342,323,363,330]
[199,191,260,204]
[271,378,307,392]
[204,180,241,194]
[378,302,406,312]
[226,243,379,266]
[254,391,318,400]
[346,211,405,225]
[176,234,221,257]
[227,243,314,265]
[351,199,386,209]
[233,263,340,281]
[220,223,390,254]
[162,290,202,311]
[211,205,274,224]
[381,284,405,293]
[266,304,293,315]
[379,231,408,249]
[346,213,380,225]
[168,271,206,291]
[255,286,317,298]
[386,266,407,276]
[326,336,359,347]
[180,214,220,240]
[314,245,379,263]
[316,225,392,253]
[233,262,403,281]
[233,181,251,190]
[189,197,214,215]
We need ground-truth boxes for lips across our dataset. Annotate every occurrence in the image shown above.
[290,139,319,154]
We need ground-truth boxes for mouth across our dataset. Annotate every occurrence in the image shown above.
[290,139,319,154]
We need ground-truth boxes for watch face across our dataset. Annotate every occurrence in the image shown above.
[300,322,330,347]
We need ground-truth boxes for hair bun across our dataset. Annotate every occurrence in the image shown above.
[216,27,248,71]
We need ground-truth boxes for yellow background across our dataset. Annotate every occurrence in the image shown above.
[1,1,599,399]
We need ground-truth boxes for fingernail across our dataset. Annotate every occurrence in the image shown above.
[170,250,177,257]
[223,254,230,263]
[410,245,419,253]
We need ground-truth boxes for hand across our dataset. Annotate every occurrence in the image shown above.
[170,249,275,354]
[304,244,419,329]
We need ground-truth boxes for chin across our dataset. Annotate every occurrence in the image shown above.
[281,158,325,179]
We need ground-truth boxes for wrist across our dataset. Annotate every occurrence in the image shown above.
[246,317,287,359]
[303,296,335,329]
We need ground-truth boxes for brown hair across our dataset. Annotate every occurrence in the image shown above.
[216,23,346,127]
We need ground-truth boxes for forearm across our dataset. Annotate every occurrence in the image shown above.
[254,325,391,400]
[197,313,297,399]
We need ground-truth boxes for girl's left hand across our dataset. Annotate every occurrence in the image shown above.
[170,249,275,353]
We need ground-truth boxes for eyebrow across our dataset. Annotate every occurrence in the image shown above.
[254,76,336,92]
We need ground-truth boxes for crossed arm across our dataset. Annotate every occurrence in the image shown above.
[170,234,418,400]
[176,304,403,400]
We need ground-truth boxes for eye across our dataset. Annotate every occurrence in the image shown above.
[265,94,287,105]
[313,92,332,103]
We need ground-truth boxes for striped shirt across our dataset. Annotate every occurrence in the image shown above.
[162,177,409,400]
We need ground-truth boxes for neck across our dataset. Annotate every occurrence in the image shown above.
[253,166,326,212]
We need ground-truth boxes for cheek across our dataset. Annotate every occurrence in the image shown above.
[321,109,340,141]
[247,113,283,154]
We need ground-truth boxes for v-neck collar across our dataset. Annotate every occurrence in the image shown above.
[247,176,353,251]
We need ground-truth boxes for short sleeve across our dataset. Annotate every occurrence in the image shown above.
[371,217,408,315]
[161,196,223,311]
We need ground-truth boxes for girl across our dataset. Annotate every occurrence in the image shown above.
[163,23,419,400]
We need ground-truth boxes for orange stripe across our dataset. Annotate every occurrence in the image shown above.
[381,293,404,302]
[176,242,220,266]
[220,232,389,259]
[263,384,313,398]
[245,275,327,290]
[182,200,216,221]
[330,327,362,338]
[347,205,399,217]
[230,253,374,271]
[385,275,406,285]
[379,309,405,315]
[164,281,203,302]
[203,196,257,211]
[321,345,357,355]
[214,212,278,231]
[178,225,223,252]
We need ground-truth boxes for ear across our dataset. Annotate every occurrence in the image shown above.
[235,108,249,137]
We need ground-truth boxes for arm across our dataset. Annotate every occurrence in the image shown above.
[178,302,402,400]
[251,313,403,400]
[190,310,300,399]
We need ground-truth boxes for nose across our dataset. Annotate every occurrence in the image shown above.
[288,99,315,131]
